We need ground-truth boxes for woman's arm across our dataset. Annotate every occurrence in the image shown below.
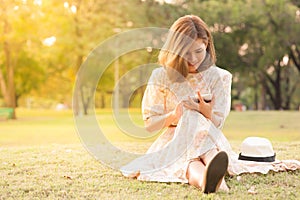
[144,102,183,132]
[210,69,232,129]
[142,68,183,132]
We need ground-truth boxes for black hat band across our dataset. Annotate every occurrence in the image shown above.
[238,153,276,162]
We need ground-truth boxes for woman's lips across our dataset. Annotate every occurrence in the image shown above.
[188,62,195,67]
[189,63,200,69]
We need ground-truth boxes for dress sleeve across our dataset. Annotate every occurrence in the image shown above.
[142,68,166,121]
[211,69,232,129]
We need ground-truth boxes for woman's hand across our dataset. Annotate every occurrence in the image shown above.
[183,91,212,120]
[144,102,183,132]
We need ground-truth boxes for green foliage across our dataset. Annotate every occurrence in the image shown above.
[195,0,300,110]
[0,0,299,111]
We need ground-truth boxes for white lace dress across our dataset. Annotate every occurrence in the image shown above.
[120,66,300,183]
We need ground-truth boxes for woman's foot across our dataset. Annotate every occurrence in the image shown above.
[202,151,229,194]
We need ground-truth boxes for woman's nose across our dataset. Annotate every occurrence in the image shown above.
[190,54,198,63]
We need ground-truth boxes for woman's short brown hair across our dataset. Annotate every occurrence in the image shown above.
[158,15,216,81]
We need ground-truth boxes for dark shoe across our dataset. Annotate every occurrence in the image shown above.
[202,151,228,194]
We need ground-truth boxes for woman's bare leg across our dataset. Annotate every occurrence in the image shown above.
[186,160,206,189]
[200,148,229,192]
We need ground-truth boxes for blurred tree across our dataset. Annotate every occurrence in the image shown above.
[186,0,300,110]
[68,0,136,114]
[1,0,298,113]
[0,0,45,118]
[84,0,187,110]
[114,0,186,108]
[238,0,300,110]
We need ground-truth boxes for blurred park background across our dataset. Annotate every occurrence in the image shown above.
[0,0,299,120]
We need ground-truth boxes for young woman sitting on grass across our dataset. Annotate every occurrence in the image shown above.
[121,15,300,193]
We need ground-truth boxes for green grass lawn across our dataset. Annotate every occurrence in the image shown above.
[1,108,299,146]
[0,109,300,199]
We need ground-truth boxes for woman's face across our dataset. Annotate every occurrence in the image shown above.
[185,38,207,73]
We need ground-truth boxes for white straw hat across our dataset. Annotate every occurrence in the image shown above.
[238,137,276,162]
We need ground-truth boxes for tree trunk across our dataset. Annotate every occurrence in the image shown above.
[0,70,9,104]
[274,61,282,110]
[2,13,16,119]
[258,73,266,110]
[73,86,80,116]
[80,85,90,115]
[253,74,259,110]
[73,55,83,116]
[260,84,266,110]
[101,92,105,108]
[289,45,300,73]
[263,61,283,110]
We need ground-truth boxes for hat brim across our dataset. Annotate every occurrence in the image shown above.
[238,153,276,162]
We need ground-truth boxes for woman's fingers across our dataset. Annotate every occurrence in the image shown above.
[175,102,183,116]
[211,94,215,103]
[183,104,196,111]
[197,91,204,103]
[183,98,198,111]
[188,96,197,104]
[187,96,198,106]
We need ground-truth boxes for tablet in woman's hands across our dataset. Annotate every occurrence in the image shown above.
[183,94,212,103]
[201,93,212,103]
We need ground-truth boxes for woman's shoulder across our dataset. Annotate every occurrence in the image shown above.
[152,66,165,75]
[208,65,232,79]
[150,66,166,78]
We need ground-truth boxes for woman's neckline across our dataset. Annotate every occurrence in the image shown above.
[197,64,213,72]
[189,65,212,74]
